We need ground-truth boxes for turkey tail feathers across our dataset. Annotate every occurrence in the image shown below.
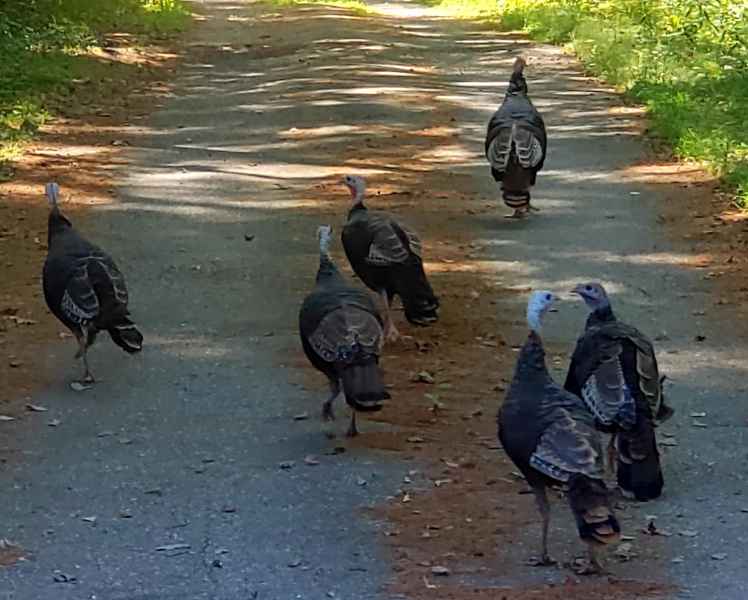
[108,319,143,354]
[568,475,621,545]
[341,360,387,412]
[616,428,664,500]
[396,259,439,326]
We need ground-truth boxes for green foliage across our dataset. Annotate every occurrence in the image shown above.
[427,0,748,205]
[0,0,190,160]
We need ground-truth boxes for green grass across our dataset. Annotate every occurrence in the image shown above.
[0,0,190,161]
[422,0,748,206]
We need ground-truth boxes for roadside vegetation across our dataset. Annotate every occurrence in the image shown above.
[0,0,189,166]
[426,0,748,205]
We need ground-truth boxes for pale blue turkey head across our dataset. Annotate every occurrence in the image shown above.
[526,290,557,333]
[343,174,366,203]
[571,282,610,311]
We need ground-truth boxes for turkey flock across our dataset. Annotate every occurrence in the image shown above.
[39,57,674,575]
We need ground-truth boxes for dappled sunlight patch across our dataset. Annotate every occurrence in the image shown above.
[620,161,717,186]
[150,334,234,360]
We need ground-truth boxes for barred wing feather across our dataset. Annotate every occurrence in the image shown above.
[530,408,604,483]
[308,306,383,362]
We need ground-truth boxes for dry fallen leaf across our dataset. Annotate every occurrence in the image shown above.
[304,455,320,466]
[431,565,451,576]
[711,553,727,561]
[0,415,15,422]
[26,404,47,412]
[679,530,698,537]
[413,371,435,384]
[615,542,636,561]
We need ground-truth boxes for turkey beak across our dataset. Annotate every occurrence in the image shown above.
[570,285,585,298]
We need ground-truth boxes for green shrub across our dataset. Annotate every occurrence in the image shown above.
[0,0,190,159]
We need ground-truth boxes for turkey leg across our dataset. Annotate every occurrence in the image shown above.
[322,379,341,421]
[527,487,556,566]
[74,332,95,384]
[607,434,617,473]
[346,409,358,437]
[379,290,400,342]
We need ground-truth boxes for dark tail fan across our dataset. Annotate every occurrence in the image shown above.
[341,358,387,412]
[395,258,439,326]
[501,157,533,209]
[616,422,664,501]
[568,474,621,545]
[108,318,143,354]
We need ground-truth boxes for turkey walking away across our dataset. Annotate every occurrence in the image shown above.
[485,57,547,218]
[341,175,439,342]
[299,225,390,437]
[498,291,620,574]
[42,183,143,386]
[564,282,674,501]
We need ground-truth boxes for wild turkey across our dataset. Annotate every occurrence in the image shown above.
[499,291,620,573]
[299,224,389,437]
[43,183,143,385]
[485,57,547,218]
[341,175,438,341]
[564,282,674,501]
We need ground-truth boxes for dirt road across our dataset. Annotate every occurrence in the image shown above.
[1,1,746,599]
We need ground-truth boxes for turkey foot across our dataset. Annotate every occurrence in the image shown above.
[527,555,556,567]
[528,204,541,212]
[346,412,358,437]
[505,208,528,219]
[571,546,607,575]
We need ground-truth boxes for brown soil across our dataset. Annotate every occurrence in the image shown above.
[624,155,748,329]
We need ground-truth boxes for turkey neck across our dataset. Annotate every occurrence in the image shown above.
[315,252,344,287]
[347,201,367,220]
[47,207,72,246]
[585,304,616,329]
[513,331,551,384]
[506,73,528,97]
